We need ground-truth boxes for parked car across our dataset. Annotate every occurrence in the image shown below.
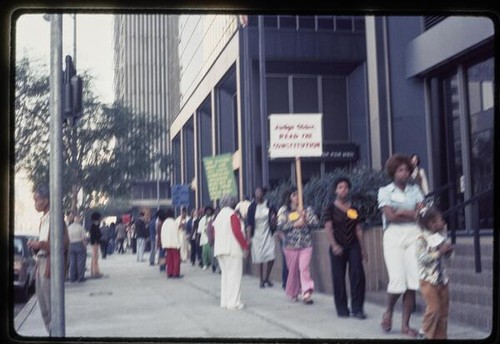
[13,235,37,301]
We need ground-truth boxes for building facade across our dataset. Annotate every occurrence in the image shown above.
[366,16,494,231]
[169,15,494,231]
[113,14,180,208]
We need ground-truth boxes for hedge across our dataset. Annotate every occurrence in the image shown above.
[265,164,390,227]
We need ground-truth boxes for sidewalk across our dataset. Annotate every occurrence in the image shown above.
[13,250,490,340]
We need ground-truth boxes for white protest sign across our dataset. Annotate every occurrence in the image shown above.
[269,114,323,159]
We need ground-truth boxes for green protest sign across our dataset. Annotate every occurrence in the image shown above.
[203,154,238,201]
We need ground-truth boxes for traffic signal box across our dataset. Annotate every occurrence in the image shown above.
[62,55,83,125]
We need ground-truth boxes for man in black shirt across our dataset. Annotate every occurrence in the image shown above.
[135,211,149,262]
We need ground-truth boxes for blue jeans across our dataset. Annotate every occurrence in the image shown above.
[69,242,87,282]
[149,237,156,264]
[136,238,146,261]
[158,248,166,271]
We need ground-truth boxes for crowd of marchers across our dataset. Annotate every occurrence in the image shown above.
[28,153,450,339]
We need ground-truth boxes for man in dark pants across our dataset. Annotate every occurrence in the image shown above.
[135,211,148,262]
[100,222,110,259]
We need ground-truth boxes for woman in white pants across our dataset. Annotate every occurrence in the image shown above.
[213,195,249,310]
[378,154,424,338]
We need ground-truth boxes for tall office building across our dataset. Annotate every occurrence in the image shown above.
[113,14,180,207]
[170,15,367,209]
[170,14,494,234]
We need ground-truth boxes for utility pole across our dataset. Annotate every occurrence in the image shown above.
[71,13,79,213]
[48,13,65,337]
[73,14,77,69]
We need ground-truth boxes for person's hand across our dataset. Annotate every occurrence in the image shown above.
[331,243,343,256]
[439,242,454,255]
[243,249,249,259]
[27,240,40,251]
[294,218,305,227]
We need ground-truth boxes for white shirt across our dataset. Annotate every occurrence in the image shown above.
[378,183,424,229]
[213,207,245,258]
[39,211,50,242]
[235,200,251,220]
[68,222,86,243]
[175,215,189,232]
[198,215,213,246]
[161,218,180,249]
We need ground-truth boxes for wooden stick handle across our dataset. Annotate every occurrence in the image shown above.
[295,156,303,211]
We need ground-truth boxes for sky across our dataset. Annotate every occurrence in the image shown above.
[14,13,114,234]
[15,13,114,103]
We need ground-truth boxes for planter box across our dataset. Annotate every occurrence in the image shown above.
[245,226,388,294]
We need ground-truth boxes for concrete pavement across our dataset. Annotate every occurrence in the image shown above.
[13,249,490,341]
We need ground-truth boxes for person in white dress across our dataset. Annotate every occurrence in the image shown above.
[175,207,190,262]
[410,154,429,195]
[246,187,277,288]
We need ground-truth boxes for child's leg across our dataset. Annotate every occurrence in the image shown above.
[419,280,442,339]
[435,284,449,339]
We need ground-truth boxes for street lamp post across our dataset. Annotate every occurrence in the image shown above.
[72,14,76,69]
[47,13,65,337]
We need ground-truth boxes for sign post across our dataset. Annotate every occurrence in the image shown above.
[269,114,323,210]
[295,156,304,210]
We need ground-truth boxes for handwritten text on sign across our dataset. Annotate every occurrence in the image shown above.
[203,154,238,201]
[269,114,323,158]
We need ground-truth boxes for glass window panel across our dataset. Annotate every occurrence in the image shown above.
[172,135,181,184]
[279,15,296,29]
[322,78,348,141]
[264,15,278,28]
[301,161,321,183]
[267,77,289,114]
[467,57,494,201]
[293,77,318,113]
[248,15,258,27]
[269,161,291,188]
[353,17,365,32]
[317,16,333,30]
[481,81,493,110]
[335,16,353,31]
[442,73,466,228]
[467,81,482,115]
[298,16,315,30]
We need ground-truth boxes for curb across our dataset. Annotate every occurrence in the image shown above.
[14,295,37,332]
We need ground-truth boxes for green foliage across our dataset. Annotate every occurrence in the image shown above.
[266,164,390,227]
[15,56,172,211]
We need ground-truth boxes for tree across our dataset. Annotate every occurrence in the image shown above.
[15,56,172,212]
